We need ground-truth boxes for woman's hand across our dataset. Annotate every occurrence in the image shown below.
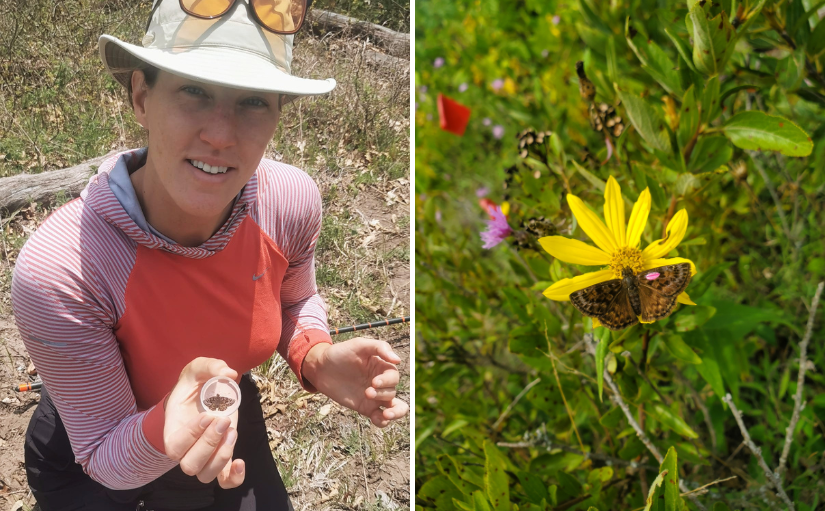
[302,339,409,427]
[162,357,246,488]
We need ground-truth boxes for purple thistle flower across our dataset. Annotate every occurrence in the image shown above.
[541,49,549,58]
[419,85,428,93]
[481,206,512,249]
[492,125,505,139]
[491,78,504,91]
[482,117,492,126]
[435,210,442,222]
[476,187,490,197]
[434,57,445,68]
[458,82,469,93]
[552,15,561,25]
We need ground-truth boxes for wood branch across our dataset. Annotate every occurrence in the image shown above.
[0,152,115,215]
[307,9,409,57]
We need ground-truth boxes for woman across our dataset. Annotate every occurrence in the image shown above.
[11,0,409,509]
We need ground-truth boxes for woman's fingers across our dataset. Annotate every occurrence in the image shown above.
[370,367,400,390]
[365,386,397,400]
[218,458,246,489]
[368,398,409,427]
[195,427,240,485]
[180,357,238,384]
[166,413,215,461]
[178,416,234,478]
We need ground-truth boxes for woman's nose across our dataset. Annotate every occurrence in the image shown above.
[199,107,238,150]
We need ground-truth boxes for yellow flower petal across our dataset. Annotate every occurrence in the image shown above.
[592,317,602,328]
[643,257,698,277]
[625,188,651,249]
[543,270,614,301]
[639,316,655,324]
[567,194,617,253]
[538,236,611,266]
[604,176,626,248]
[643,209,688,260]
[677,291,696,305]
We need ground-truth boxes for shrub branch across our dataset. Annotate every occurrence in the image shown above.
[723,394,795,510]
[778,281,824,476]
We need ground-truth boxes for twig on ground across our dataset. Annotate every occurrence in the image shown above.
[680,476,738,497]
[491,377,541,431]
[723,394,795,511]
[497,436,657,471]
[778,281,824,476]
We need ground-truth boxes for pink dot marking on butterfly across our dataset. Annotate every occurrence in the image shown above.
[646,272,661,280]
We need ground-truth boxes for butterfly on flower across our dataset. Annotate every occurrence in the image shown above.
[569,263,692,330]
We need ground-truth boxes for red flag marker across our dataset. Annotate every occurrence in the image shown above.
[437,94,471,136]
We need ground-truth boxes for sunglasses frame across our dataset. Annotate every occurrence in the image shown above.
[145,0,308,35]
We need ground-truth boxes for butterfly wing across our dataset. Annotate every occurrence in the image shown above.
[570,279,638,331]
[638,263,692,297]
[637,263,693,322]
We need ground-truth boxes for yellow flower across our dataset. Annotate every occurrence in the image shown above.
[539,176,697,323]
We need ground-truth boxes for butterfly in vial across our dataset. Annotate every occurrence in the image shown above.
[570,263,692,330]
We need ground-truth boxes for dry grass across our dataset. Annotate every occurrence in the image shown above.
[0,1,409,509]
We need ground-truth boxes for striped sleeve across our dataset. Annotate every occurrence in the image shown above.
[256,161,332,391]
[11,206,177,490]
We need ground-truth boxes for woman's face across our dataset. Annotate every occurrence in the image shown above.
[132,69,281,219]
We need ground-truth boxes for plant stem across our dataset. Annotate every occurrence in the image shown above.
[640,329,651,373]
[778,281,824,476]
[723,394,796,510]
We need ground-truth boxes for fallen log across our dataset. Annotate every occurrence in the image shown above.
[308,9,409,57]
[0,152,115,215]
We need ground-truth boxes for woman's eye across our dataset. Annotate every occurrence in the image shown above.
[182,86,206,96]
[244,97,268,108]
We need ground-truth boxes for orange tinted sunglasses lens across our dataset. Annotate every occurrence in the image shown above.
[180,0,235,17]
[251,0,306,34]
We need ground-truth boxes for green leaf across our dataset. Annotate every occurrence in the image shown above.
[484,441,510,511]
[600,405,624,428]
[547,485,558,506]
[606,36,619,88]
[658,447,682,511]
[677,85,700,151]
[688,261,733,299]
[472,490,493,511]
[663,334,703,363]
[578,0,612,33]
[777,48,806,89]
[443,419,470,437]
[720,84,760,106]
[688,4,734,75]
[439,455,483,495]
[808,16,825,55]
[674,305,717,332]
[570,159,606,192]
[576,22,609,56]
[596,327,610,401]
[700,75,721,126]
[416,423,436,449]
[454,498,475,511]
[516,470,547,504]
[643,469,668,511]
[420,476,465,509]
[688,136,732,174]
[722,111,813,156]
[626,18,683,95]
[675,442,712,466]
[619,434,647,460]
[664,27,699,74]
[556,471,584,501]
[682,329,726,399]
[713,502,733,511]
[648,402,699,438]
[617,88,671,153]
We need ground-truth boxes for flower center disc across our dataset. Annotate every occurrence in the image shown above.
[610,247,644,278]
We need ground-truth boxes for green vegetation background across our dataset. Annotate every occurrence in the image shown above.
[415,0,825,509]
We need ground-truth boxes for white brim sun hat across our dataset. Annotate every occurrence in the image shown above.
[99,0,336,104]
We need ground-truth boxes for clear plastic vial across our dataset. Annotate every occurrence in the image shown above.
[199,376,241,417]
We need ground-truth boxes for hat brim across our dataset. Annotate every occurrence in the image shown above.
[99,34,335,105]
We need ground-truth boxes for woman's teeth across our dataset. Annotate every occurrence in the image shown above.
[189,159,229,174]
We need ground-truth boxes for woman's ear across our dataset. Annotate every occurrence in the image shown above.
[131,70,150,129]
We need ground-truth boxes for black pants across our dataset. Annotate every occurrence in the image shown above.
[24,374,293,511]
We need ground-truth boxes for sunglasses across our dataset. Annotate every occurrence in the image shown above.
[146,0,309,35]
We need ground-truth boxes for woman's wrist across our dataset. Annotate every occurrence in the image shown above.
[301,343,331,389]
